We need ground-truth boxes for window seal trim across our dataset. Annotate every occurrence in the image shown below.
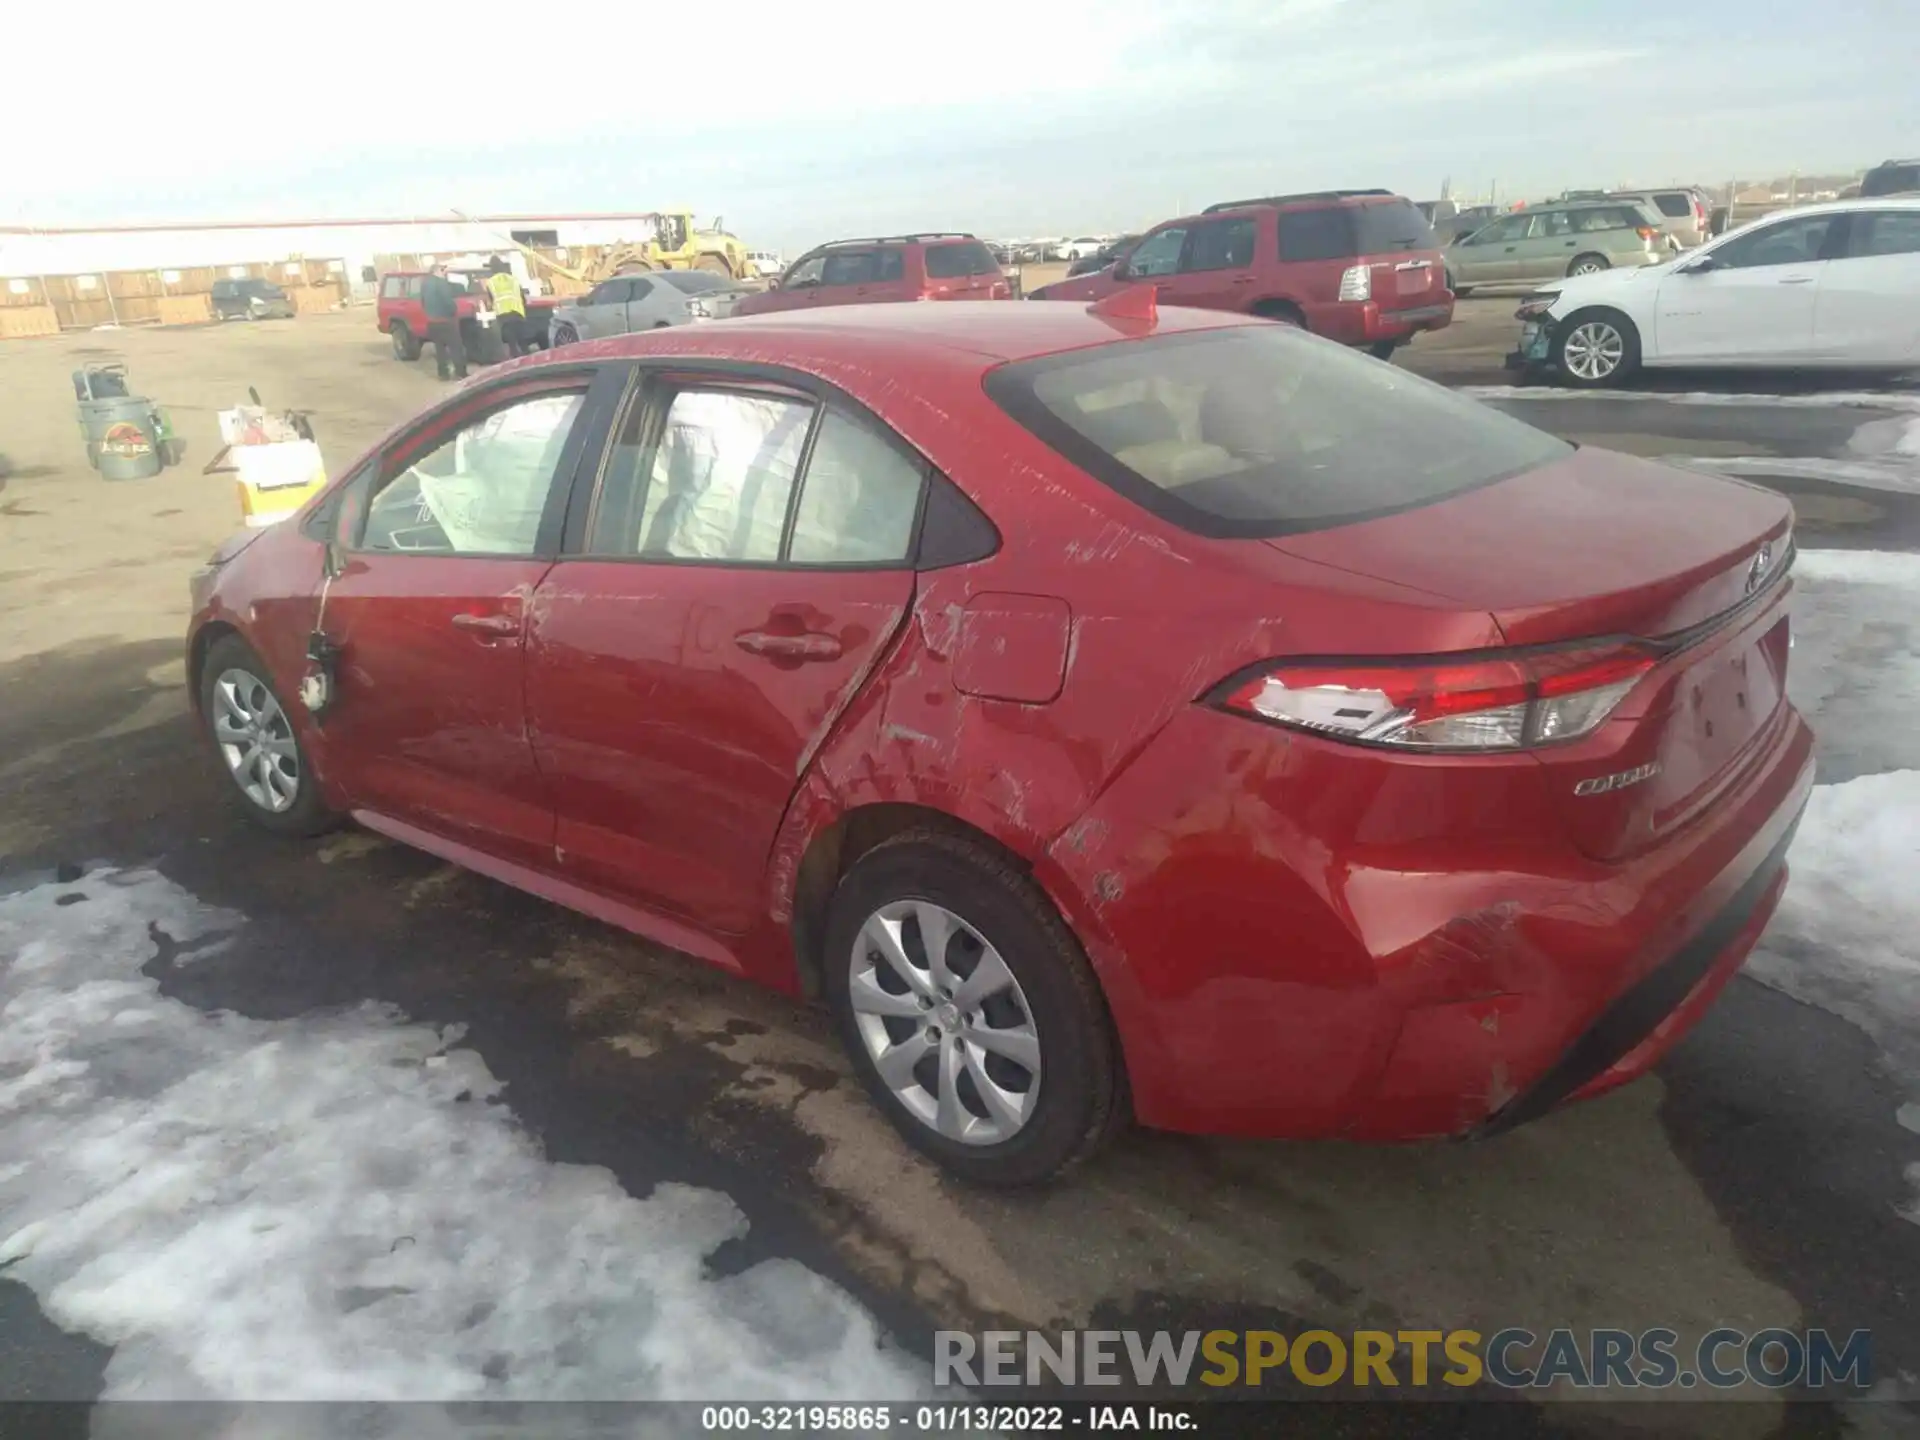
[981,328,1564,541]
[350,365,616,560]
[565,357,957,570]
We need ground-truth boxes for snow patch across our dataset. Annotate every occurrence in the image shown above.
[1787,551,1920,781]
[1668,415,1920,494]
[0,868,921,1403]
[1748,773,1920,1223]
[1461,385,1920,411]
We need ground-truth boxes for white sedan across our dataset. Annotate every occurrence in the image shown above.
[1515,197,1920,387]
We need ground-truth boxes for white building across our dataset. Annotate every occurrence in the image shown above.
[0,213,672,301]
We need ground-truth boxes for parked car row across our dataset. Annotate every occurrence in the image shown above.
[1508,196,1920,386]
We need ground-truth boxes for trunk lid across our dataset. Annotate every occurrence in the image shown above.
[1270,450,1796,859]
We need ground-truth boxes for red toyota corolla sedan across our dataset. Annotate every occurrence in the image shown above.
[187,296,1812,1185]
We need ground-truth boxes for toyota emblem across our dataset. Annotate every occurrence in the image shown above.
[1744,543,1774,595]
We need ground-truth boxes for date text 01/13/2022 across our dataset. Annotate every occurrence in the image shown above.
[698,1403,1198,1431]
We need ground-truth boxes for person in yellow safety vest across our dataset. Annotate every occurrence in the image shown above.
[484,257,529,357]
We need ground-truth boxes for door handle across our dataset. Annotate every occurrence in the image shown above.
[1564,240,1577,247]
[1777,276,1815,285]
[735,630,842,661]
[1231,276,1257,284]
[451,612,521,637]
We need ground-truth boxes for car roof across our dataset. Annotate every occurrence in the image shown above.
[1201,188,1400,215]
[810,233,978,250]
[532,298,1254,370]
[1755,195,1920,217]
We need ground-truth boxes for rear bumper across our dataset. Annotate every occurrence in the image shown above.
[1037,696,1816,1141]
[1313,299,1455,345]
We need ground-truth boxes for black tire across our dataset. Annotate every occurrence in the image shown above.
[1367,340,1399,362]
[1452,283,1474,298]
[199,635,338,837]
[1553,307,1641,389]
[824,829,1125,1186]
[1252,301,1305,328]
[550,322,578,348]
[1567,253,1611,277]
[390,321,421,360]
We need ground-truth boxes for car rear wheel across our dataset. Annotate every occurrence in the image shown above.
[824,829,1124,1187]
[200,635,337,836]
[550,321,578,347]
[1555,308,1641,388]
[1367,340,1399,362]
[1567,253,1610,277]
[390,322,421,360]
[1252,301,1305,328]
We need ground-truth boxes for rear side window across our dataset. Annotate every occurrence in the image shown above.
[1654,194,1692,218]
[923,241,999,278]
[1846,211,1920,258]
[823,249,905,285]
[1183,217,1257,272]
[983,326,1570,538]
[1349,200,1434,254]
[1276,208,1355,261]
[1862,164,1920,197]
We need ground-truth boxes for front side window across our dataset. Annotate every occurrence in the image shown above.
[985,326,1570,538]
[1846,211,1920,258]
[1713,214,1836,269]
[362,389,585,555]
[1467,215,1526,245]
[787,411,924,564]
[1125,227,1187,277]
[783,254,827,288]
[585,280,624,305]
[380,276,402,298]
[1183,218,1257,272]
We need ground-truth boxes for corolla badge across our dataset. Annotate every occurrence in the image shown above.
[1744,542,1775,595]
[1574,761,1662,797]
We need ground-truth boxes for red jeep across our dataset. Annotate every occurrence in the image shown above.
[731,234,1011,316]
[376,269,559,360]
[1028,190,1452,357]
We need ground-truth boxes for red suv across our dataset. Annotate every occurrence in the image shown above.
[731,234,1012,316]
[377,269,559,359]
[1029,190,1452,357]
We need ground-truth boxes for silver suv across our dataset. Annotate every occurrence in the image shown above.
[1446,201,1673,294]
[1608,188,1710,247]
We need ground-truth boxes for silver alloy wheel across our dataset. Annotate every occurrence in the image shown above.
[1562,320,1626,381]
[848,899,1042,1146]
[211,667,300,813]
[1571,258,1607,275]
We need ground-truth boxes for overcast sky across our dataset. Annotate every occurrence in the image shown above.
[5,0,1915,251]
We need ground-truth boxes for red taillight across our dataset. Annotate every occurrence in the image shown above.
[1213,642,1660,751]
[1636,226,1661,242]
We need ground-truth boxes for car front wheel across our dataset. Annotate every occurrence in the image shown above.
[390,322,421,360]
[1554,309,1641,388]
[200,635,337,836]
[824,829,1124,1186]
[550,322,578,347]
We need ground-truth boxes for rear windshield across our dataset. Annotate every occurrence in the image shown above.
[659,270,732,294]
[983,326,1570,538]
[924,241,1000,278]
[1276,200,1433,260]
[1351,199,1435,253]
[1653,194,1693,217]
[1863,164,1920,197]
